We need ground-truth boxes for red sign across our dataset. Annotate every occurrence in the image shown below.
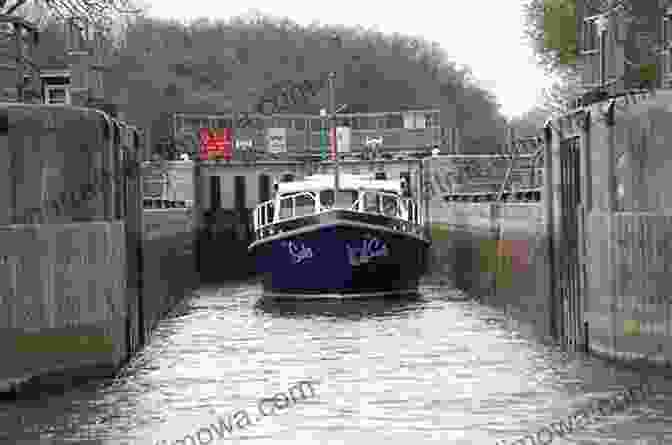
[330,127,337,161]
[199,128,233,160]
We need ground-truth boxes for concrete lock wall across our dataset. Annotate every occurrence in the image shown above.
[139,162,198,301]
[550,90,672,365]
[142,207,197,332]
[0,105,116,226]
[0,103,184,394]
[142,161,194,203]
[429,201,552,340]
[0,221,128,392]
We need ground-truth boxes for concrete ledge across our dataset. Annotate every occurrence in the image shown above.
[0,320,126,398]
[0,360,117,399]
[589,341,672,370]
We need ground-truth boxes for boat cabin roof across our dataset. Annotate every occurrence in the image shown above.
[277,174,402,195]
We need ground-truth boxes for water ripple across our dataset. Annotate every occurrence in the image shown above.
[1,283,671,444]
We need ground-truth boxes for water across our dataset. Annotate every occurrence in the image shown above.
[1,280,671,445]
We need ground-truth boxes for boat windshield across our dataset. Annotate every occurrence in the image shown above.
[319,189,357,209]
[279,192,317,218]
[361,190,399,216]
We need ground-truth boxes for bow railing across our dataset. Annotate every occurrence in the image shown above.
[253,189,424,240]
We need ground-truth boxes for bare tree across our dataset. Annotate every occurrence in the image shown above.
[0,0,142,31]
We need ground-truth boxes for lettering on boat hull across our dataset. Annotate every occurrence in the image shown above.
[283,240,313,264]
[346,236,389,266]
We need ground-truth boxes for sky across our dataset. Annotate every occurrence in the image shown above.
[145,0,554,119]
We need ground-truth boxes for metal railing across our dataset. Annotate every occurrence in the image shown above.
[143,198,192,209]
[404,198,422,226]
[254,199,275,232]
[253,189,424,239]
[254,191,319,233]
[443,189,542,203]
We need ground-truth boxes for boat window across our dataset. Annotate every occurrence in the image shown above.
[320,190,334,208]
[335,190,357,207]
[278,193,317,218]
[382,195,398,217]
[279,196,293,219]
[295,194,316,216]
[320,189,356,208]
[363,192,381,213]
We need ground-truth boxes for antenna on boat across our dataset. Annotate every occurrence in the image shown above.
[328,72,339,192]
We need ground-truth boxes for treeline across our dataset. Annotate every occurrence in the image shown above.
[30,12,511,154]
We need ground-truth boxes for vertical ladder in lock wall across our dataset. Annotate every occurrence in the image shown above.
[559,136,582,348]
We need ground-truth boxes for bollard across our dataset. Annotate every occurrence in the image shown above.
[584,321,589,354]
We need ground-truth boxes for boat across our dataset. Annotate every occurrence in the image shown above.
[249,173,430,299]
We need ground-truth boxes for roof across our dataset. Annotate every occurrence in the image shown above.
[277,173,402,194]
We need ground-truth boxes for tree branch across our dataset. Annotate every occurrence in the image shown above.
[4,0,28,15]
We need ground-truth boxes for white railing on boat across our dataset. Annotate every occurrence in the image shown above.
[253,190,424,239]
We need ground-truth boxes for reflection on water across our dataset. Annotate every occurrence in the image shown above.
[254,293,425,319]
[1,281,671,445]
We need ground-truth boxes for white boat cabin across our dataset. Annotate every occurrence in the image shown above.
[253,174,422,234]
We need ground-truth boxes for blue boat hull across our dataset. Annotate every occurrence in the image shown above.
[249,212,429,298]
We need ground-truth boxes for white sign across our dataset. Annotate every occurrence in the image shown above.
[266,128,286,153]
[236,139,253,150]
[336,126,351,153]
[365,136,383,147]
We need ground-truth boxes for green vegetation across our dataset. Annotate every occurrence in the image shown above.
[542,0,578,67]
[524,0,578,74]
[430,223,451,242]
[28,11,511,155]
[522,0,582,118]
[15,334,114,353]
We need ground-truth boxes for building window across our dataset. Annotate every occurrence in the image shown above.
[329,116,346,127]
[426,112,440,128]
[386,114,403,129]
[664,10,672,47]
[45,85,70,104]
[259,174,272,202]
[582,18,599,53]
[248,117,264,130]
[663,13,672,80]
[211,118,232,129]
[272,117,290,128]
[234,175,246,210]
[353,116,374,130]
[184,118,199,131]
[210,175,221,211]
[403,112,426,129]
[294,118,306,131]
